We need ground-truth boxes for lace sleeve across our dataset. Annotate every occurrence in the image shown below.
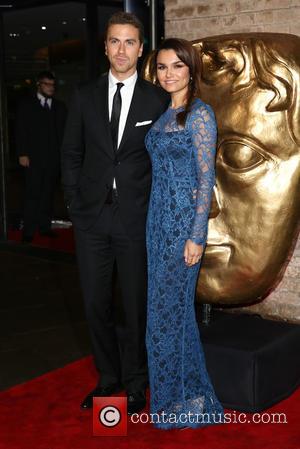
[188,103,217,245]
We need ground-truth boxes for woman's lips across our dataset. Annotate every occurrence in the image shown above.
[202,244,232,267]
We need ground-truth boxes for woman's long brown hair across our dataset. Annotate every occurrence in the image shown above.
[152,38,202,127]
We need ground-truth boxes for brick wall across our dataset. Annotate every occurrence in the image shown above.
[165,0,300,40]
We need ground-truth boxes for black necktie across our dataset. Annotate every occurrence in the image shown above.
[110,82,124,152]
[44,99,50,110]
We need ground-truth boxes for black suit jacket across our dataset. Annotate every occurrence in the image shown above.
[16,95,67,170]
[61,75,169,238]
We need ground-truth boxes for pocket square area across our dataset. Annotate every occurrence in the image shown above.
[135,120,153,127]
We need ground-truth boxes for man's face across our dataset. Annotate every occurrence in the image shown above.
[105,24,143,80]
[37,78,55,98]
[193,35,300,304]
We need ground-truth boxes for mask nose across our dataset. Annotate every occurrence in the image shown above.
[209,185,220,219]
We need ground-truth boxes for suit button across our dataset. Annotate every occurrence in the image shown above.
[114,159,120,166]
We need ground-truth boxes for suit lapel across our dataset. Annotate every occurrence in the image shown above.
[34,96,43,110]
[51,98,57,116]
[118,78,144,154]
[93,75,114,158]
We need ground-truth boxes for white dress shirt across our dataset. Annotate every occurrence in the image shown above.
[37,92,52,109]
[108,69,137,188]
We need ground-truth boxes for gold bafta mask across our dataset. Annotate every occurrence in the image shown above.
[142,33,300,305]
[192,33,300,304]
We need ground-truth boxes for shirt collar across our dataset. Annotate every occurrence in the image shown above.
[108,70,137,89]
[37,92,52,103]
[37,92,44,102]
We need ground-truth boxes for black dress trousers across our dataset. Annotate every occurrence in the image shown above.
[74,198,148,393]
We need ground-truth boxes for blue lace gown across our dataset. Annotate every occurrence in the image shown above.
[145,98,224,429]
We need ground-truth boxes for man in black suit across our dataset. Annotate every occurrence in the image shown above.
[16,71,67,242]
[61,12,169,414]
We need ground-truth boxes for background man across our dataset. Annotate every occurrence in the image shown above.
[16,71,67,242]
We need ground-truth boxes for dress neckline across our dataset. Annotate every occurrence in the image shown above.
[168,98,202,112]
[168,104,185,112]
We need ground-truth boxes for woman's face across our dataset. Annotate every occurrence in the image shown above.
[156,49,190,98]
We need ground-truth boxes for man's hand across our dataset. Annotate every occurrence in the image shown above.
[19,156,30,167]
[184,239,204,267]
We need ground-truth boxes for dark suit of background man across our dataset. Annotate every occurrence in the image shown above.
[16,71,67,243]
[62,12,168,414]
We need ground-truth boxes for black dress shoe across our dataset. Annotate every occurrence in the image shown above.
[127,390,146,415]
[40,230,58,238]
[80,383,123,409]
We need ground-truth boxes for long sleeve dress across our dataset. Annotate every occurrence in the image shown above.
[145,98,224,429]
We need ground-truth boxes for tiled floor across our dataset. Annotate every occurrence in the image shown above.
[0,242,91,390]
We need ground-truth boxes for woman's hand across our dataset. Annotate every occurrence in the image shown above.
[184,239,203,266]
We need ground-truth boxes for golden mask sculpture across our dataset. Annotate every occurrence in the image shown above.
[143,33,300,305]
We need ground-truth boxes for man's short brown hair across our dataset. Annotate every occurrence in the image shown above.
[105,11,144,44]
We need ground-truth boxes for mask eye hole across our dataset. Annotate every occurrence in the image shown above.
[220,142,265,171]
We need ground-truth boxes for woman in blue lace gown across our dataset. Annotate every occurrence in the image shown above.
[145,39,224,429]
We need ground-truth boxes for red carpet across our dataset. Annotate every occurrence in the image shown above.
[1,357,299,449]
[8,228,75,253]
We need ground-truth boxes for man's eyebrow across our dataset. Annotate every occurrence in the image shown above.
[108,37,137,41]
